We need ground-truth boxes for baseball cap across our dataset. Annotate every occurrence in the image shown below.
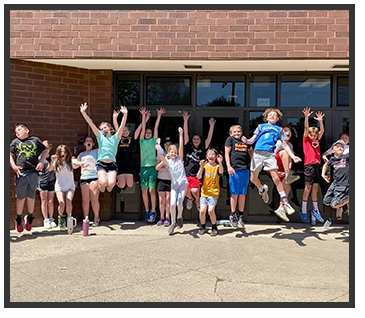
[332,139,345,149]
[165,137,171,143]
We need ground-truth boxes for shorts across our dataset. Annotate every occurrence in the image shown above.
[268,152,285,182]
[117,163,133,175]
[140,166,157,190]
[251,150,278,172]
[187,176,202,189]
[200,196,218,207]
[304,163,321,185]
[14,170,39,200]
[157,178,171,192]
[323,183,349,208]
[229,169,250,195]
[38,179,56,192]
[80,178,98,186]
[96,161,118,173]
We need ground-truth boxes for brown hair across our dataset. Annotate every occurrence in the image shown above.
[54,145,73,173]
[263,108,283,122]
[308,127,319,136]
[99,122,115,135]
[15,123,29,130]
[206,148,218,156]
[339,131,349,138]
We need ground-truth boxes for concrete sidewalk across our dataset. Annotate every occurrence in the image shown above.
[9,221,349,303]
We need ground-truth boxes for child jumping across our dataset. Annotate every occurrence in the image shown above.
[80,102,128,193]
[322,131,349,163]
[224,125,252,228]
[246,109,302,222]
[197,149,224,236]
[300,107,326,224]
[156,127,188,235]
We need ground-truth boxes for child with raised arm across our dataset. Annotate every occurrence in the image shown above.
[224,125,252,228]
[300,107,326,224]
[139,107,165,223]
[197,149,224,236]
[321,140,349,220]
[156,127,188,235]
[182,111,216,211]
[10,123,48,232]
[246,109,302,222]
[80,102,128,193]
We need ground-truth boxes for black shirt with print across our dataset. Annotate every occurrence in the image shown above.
[327,153,349,186]
[225,136,251,170]
[116,136,136,166]
[184,143,206,177]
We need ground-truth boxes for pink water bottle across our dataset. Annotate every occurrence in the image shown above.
[83,216,89,236]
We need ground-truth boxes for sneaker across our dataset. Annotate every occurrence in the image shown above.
[49,218,57,228]
[196,200,200,211]
[198,227,206,235]
[274,206,289,222]
[283,201,295,215]
[58,215,66,230]
[163,219,170,227]
[229,213,238,228]
[186,198,193,210]
[92,217,100,227]
[336,207,343,221]
[157,219,165,226]
[285,171,300,184]
[210,228,219,237]
[24,214,34,231]
[238,215,245,227]
[259,184,269,203]
[143,210,150,222]
[43,218,52,229]
[310,209,325,223]
[177,217,183,229]
[15,217,23,233]
[299,209,310,223]
[148,211,157,223]
[168,223,176,235]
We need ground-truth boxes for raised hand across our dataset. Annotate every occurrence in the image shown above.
[178,127,183,134]
[156,138,161,145]
[182,111,190,121]
[139,106,147,116]
[80,102,88,113]
[113,109,120,120]
[314,111,325,122]
[157,107,166,117]
[302,107,313,117]
[51,154,58,161]
[217,154,223,164]
[146,110,151,121]
[209,118,216,126]
[200,159,206,168]
[120,106,128,115]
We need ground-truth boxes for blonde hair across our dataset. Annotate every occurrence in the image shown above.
[99,122,115,134]
[263,108,283,122]
[229,125,242,134]
[308,127,319,136]
[167,144,178,154]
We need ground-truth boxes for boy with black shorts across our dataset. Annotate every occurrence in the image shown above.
[10,123,48,232]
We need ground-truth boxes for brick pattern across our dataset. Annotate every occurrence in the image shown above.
[9,59,113,229]
[10,10,349,59]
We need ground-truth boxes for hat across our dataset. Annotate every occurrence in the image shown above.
[164,137,171,143]
[332,139,345,149]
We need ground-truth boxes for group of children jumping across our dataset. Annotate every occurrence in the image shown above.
[10,104,350,236]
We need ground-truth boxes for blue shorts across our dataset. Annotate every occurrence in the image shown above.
[229,169,250,195]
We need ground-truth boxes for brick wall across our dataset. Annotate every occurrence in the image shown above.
[9,59,113,229]
[10,10,349,59]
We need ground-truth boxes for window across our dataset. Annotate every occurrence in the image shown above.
[197,75,245,107]
[281,75,331,107]
[337,76,349,106]
[146,76,191,106]
[250,75,276,107]
[115,74,140,108]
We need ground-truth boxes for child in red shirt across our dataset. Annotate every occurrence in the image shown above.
[300,107,325,224]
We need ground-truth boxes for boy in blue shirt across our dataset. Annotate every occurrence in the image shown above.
[246,109,302,222]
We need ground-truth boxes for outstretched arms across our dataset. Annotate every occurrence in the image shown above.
[178,127,184,160]
[205,117,216,149]
[182,111,190,145]
[314,111,325,140]
[80,102,100,137]
[154,107,166,139]
[116,106,128,139]
[302,107,312,137]
[134,107,151,140]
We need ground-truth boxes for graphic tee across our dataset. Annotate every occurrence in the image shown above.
[201,163,220,198]
[327,153,349,186]
[253,124,285,153]
[184,143,205,177]
[116,136,135,166]
[224,136,251,170]
[303,136,321,165]
[140,137,157,167]
[10,136,46,171]
[78,149,98,180]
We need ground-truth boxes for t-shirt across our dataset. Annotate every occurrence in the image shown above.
[78,149,98,180]
[184,143,205,177]
[38,157,55,183]
[327,153,349,186]
[10,136,46,171]
[166,157,187,187]
[97,133,120,162]
[116,136,135,166]
[140,137,157,168]
[54,161,76,192]
[303,136,321,165]
[253,124,286,153]
[155,148,171,180]
[224,136,251,170]
[275,140,294,154]
[201,163,220,198]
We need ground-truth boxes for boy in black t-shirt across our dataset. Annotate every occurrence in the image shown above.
[224,125,252,228]
[10,124,48,232]
[322,139,349,220]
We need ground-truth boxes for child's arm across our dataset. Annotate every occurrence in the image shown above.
[73,154,84,169]
[155,161,165,171]
[48,155,57,172]
[113,109,120,131]
[281,140,302,163]
[10,153,22,177]
[154,107,166,139]
[217,154,224,175]
[178,127,184,159]
[321,162,331,183]
[155,138,166,156]
[116,106,128,139]
[224,145,235,176]
[134,108,150,140]
[36,149,49,171]
[80,102,99,137]
[302,107,313,137]
[246,134,258,145]
[314,111,325,140]
[196,160,205,180]
[156,151,168,167]
[140,109,149,141]
[205,117,216,149]
[182,111,190,145]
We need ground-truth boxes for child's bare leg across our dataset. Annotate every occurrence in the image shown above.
[40,191,49,219]
[117,174,126,189]
[199,204,208,225]
[311,183,319,202]
[56,192,66,216]
[16,198,26,216]
[250,170,262,190]
[191,187,200,202]
[141,189,149,211]
[48,191,55,219]
[149,188,157,211]
[81,183,90,218]
[26,197,35,214]
[97,171,108,192]
[165,192,171,220]
[230,194,238,213]
[125,174,134,188]
[238,195,246,212]
[65,190,74,217]
[302,184,312,201]
[90,181,100,219]
[158,191,166,219]
[208,206,217,225]
[185,188,193,200]
[279,150,291,174]
[106,171,117,192]
[283,182,291,197]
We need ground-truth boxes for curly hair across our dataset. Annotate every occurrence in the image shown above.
[263,108,283,122]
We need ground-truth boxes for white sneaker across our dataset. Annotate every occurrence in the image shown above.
[49,218,57,228]
[274,206,290,222]
[43,218,52,229]
[283,201,295,215]
[186,198,193,210]
[285,171,300,184]
[259,184,269,203]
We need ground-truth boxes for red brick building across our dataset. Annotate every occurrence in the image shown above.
[9,9,350,229]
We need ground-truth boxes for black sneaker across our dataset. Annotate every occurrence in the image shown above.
[210,228,219,237]
[229,213,238,228]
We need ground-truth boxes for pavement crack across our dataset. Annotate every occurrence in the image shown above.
[326,292,349,302]
[213,277,224,302]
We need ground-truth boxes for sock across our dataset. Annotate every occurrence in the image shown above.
[16,215,22,225]
[201,223,206,229]
[28,213,34,223]
[259,186,264,193]
[238,211,243,216]
[301,201,308,214]
[313,201,319,211]
[279,191,287,202]
[212,223,218,230]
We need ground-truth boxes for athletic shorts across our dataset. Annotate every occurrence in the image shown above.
[157,178,171,192]
[187,176,202,189]
[80,178,98,186]
[304,163,321,185]
[251,150,278,172]
[229,169,250,195]
[140,166,157,190]
[117,163,133,176]
[268,152,285,182]
[38,179,56,192]
[323,183,349,208]
[200,196,218,207]
[96,161,118,173]
[14,170,38,200]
